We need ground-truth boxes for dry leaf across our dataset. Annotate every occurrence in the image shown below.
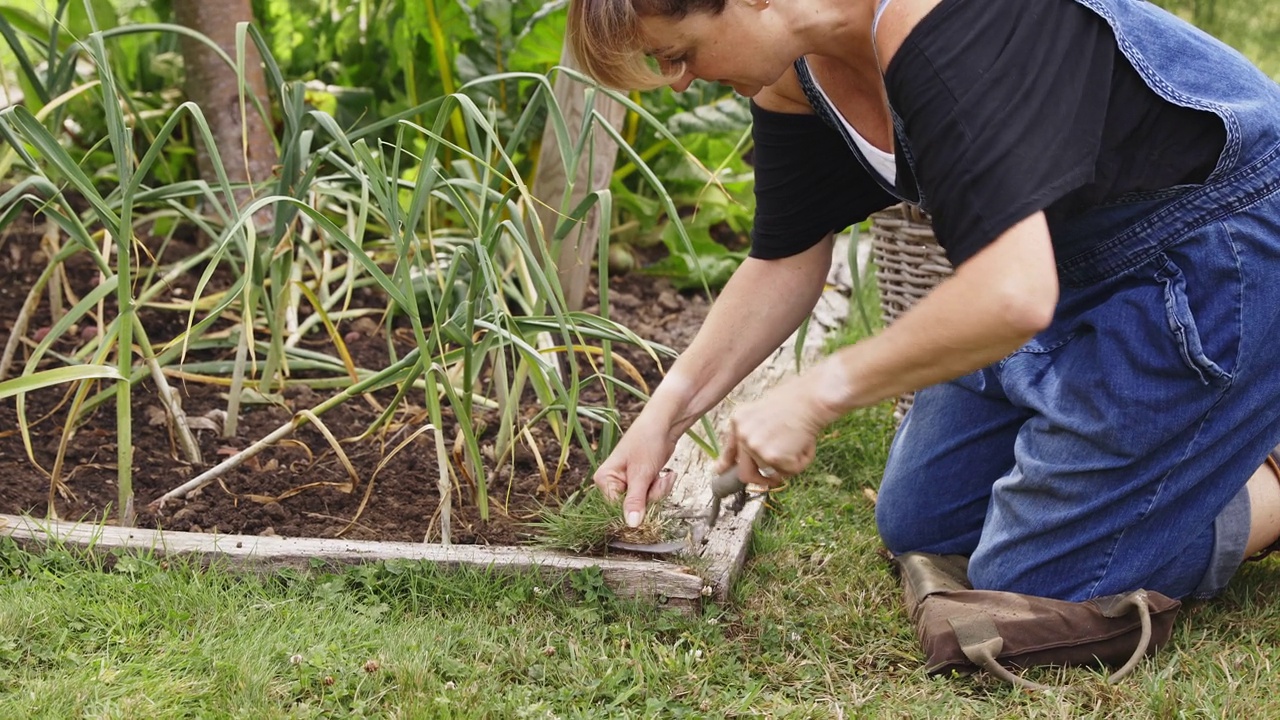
[185,416,220,432]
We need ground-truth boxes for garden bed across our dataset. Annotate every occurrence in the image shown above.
[1,207,860,600]
[0,210,704,541]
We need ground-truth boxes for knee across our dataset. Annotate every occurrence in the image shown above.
[874,493,915,555]
[967,524,1221,602]
[966,544,1091,601]
[965,550,1020,594]
[874,447,937,553]
[874,478,983,556]
[875,485,925,554]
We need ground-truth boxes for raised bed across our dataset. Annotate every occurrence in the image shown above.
[1,237,863,604]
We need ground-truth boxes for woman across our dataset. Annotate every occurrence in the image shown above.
[570,0,1280,602]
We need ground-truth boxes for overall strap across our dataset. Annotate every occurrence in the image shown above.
[872,0,901,38]
[870,0,901,75]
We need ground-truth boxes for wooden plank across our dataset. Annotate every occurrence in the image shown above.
[664,236,856,600]
[0,514,708,602]
[530,50,627,312]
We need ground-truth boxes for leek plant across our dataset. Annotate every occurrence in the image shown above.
[0,6,717,542]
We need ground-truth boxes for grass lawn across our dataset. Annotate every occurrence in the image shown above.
[3,285,1280,718]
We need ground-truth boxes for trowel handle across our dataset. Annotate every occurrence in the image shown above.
[711,468,747,499]
[705,469,749,533]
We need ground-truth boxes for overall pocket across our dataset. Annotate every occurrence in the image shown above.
[1155,256,1233,387]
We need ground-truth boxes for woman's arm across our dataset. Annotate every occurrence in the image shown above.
[721,212,1059,481]
[595,234,834,525]
[597,67,901,525]
[645,76,829,433]
[815,211,1058,417]
[650,233,835,437]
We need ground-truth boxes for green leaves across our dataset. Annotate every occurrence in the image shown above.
[568,566,616,608]
[508,0,567,69]
[63,0,118,39]
[666,98,752,137]
[0,5,51,106]
[606,91,756,291]
[0,365,124,400]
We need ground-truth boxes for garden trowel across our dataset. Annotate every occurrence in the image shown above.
[607,468,749,555]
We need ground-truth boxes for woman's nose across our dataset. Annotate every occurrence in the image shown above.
[669,70,696,93]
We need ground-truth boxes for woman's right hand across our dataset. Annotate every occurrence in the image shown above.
[594,416,679,528]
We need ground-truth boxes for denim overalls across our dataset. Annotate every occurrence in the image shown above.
[828,0,1280,601]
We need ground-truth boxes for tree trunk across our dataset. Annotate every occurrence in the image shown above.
[531,47,627,312]
[172,0,277,207]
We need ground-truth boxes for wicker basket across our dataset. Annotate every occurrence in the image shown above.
[868,203,954,423]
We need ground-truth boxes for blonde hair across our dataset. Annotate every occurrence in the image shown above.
[568,0,726,90]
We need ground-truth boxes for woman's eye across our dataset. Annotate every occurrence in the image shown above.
[647,51,688,73]
[662,54,687,70]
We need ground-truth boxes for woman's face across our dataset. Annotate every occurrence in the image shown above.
[638,2,791,96]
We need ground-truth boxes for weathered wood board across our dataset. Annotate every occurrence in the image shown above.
[0,514,708,601]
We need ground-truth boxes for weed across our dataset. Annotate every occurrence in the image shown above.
[529,486,672,553]
[568,565,615,607]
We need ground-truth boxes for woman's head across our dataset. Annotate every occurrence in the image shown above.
[568,0,725,90]
[569,0,787,94]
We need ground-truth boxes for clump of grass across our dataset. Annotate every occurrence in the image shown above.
[530,487,671,553]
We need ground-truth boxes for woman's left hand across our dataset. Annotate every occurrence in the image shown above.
[717,368,838,486]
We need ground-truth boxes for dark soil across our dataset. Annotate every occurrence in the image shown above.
[0,210,712,545]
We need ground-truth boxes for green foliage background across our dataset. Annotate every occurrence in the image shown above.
[3,0,1274,275]
[1155,0,1280,77]
[0,0,757,274]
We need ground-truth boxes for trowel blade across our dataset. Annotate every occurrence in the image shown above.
[606,539,687,555]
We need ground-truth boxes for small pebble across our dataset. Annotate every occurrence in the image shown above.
[351,316,379,336]
[657,290,682,312]
[610,291,639,309]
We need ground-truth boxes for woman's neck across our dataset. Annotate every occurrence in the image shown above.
[788,0,880,67]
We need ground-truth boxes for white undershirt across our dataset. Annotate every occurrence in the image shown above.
[805,63,898,186]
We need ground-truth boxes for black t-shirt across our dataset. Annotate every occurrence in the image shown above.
[749,104,897,259]
[749,0,1225,266]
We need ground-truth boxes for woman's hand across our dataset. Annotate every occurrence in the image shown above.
[717,364,841,485]
[594,238,838,526]
[593,415,680,528]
